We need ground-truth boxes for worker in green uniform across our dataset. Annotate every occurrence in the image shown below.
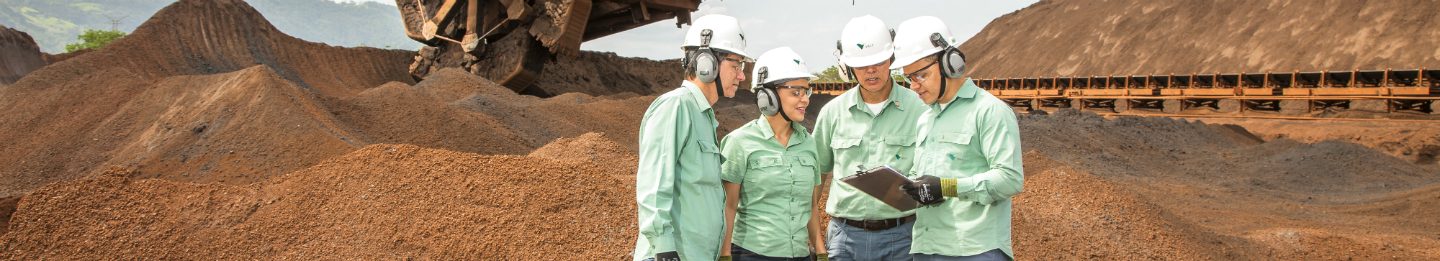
[633,14,753,261]
[892,16,1025,261]
[718,47,827,261]
[813,15,929,261]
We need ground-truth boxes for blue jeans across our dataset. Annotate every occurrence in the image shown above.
[826,219,913,261]
[730,244,813,261]
[912,249,1010,261]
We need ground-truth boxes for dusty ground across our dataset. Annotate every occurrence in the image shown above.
[0,0,1437,259]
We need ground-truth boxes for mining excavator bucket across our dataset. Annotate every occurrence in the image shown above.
[395,0,701,93]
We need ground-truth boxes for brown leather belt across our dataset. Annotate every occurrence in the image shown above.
[835,215,915,231]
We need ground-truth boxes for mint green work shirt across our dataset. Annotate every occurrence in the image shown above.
[719,118,821,258]
[812,82,928,220]
[633,81,726,261]
[910,79,1024,258]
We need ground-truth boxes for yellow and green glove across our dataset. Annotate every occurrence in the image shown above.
[903,175,956,205]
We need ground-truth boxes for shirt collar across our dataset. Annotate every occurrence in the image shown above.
[682,80,714,112]
[933,78,980,112]
[753,117,810,147]
[847,81,910,114]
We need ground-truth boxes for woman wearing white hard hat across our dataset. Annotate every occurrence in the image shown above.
[717,47,827,261]
[633,14,754,261]
[812,15,928,261]
[892,16,1025,261]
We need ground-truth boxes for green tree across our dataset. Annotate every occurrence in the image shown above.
[63,29,126,53]
[815,65,848,83]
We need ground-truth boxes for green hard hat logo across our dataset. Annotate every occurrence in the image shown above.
[856,43,868,50]
[794,59,802,64]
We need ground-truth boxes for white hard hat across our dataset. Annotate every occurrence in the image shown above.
[890,16,957,70]
[751,47,818,90]
[683,15,751,59]
[837,15,893,67]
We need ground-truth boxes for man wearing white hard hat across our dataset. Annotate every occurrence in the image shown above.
[812,15,928,261]
[717,47,828,261]
[634,14,753,261]
[892,16,1024,261]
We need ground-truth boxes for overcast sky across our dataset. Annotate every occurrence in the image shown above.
[338,0,1039,72]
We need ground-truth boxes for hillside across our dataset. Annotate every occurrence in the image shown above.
[961,0,1440,77]
[0,0,418,53]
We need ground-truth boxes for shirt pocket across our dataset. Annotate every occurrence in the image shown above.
[793,156,819,187]
[930,132,974,176]
[829,137,862,168]
[692,140,724,185]
[883,134,917,168]
[830,137,861,150]
[747,156,786,171]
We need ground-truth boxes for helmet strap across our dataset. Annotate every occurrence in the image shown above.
[934,53,948,106]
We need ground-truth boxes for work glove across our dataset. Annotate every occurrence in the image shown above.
[656,251,680,261]
[718,255,732,261]
[814,254,829,261]
[902,175,955,205]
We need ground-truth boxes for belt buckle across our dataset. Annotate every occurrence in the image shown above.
[864,219,890,231]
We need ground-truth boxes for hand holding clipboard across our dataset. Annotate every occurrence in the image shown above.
[839,165,919,211]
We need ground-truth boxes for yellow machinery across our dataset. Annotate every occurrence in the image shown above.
[396,0,700,92]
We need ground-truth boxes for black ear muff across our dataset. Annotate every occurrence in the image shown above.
[930,32,965,79]
[694,29,719,83]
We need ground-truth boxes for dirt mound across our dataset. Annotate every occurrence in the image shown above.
[0,0,414,195]
[0,143,638,260]
[533,51,682,97]
[963,0,1440,77]
[103,66,363,184]
[1195,117,1440,166]
[0,0,686,199]
[529,132,636,163]
[1013,152,1238,260]
[1018,109,1440,259]
[41,49,90,65]
[1021,110,1438,194]
[0,26,46,84]
[36,0,416,96]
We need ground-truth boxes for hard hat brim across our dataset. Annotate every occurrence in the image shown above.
[839,48,894,68]
[890,48,942,70]
[714,47,752,60]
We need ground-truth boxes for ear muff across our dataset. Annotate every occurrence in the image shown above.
[929,33,966,79]
[755,66,779,116]
[757,87,780,116]
[835,41,855,82]
[694,29,719,83]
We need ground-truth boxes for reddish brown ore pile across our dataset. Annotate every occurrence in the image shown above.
[0,143,640,260]
[0,26,47,84]
[0,0,695,198]
[962,0,1440,77]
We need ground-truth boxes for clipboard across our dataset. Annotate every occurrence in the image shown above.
[839,165,919,211]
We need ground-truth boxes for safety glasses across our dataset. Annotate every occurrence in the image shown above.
[775,85,813,98]
[904,59,940,85]
[723,57,749,72]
